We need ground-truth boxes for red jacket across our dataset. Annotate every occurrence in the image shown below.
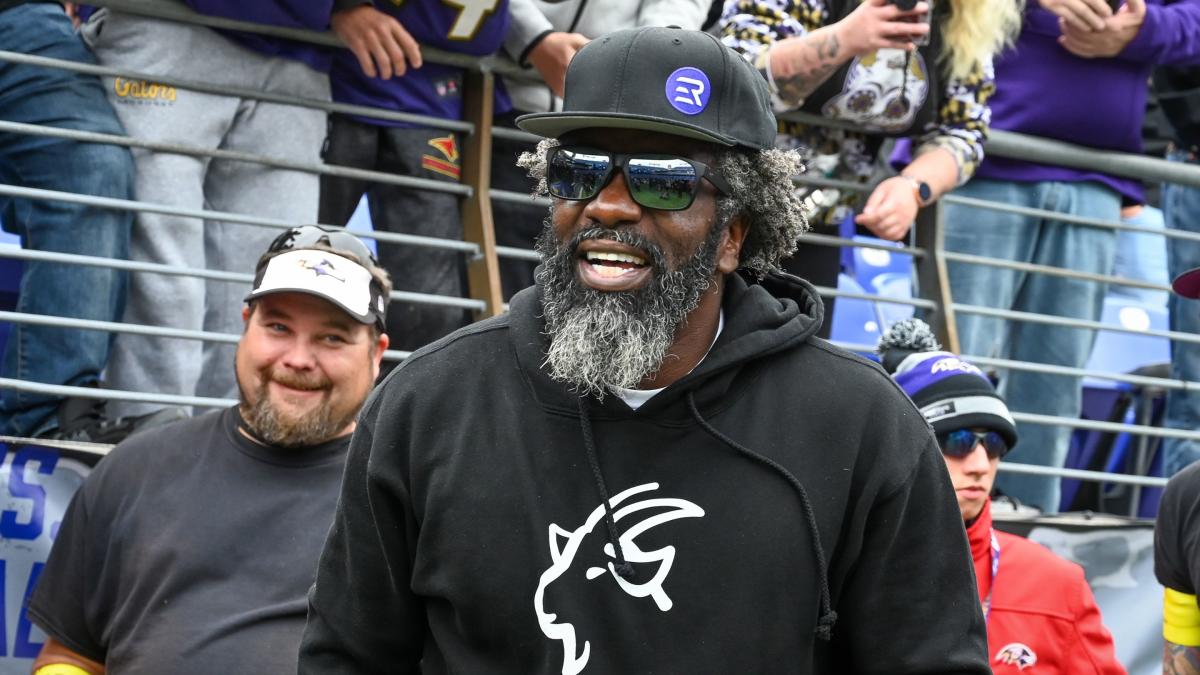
[969,500,1126,674]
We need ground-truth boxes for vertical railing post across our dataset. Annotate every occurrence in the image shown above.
[459,68,504,318]
[912,201,959,352]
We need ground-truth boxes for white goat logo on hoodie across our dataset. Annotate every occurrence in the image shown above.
[533,482,705,675]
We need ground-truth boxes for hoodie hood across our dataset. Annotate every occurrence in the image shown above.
[508,270,825,420]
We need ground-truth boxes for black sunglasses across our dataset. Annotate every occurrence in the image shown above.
[267,225,379,268]
[546,146,732,211]
[937,429,1009,460]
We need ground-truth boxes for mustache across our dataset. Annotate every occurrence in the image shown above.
[267,369,330,391]
[564,227,668,272]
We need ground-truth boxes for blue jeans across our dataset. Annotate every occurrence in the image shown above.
[1163,151,1200,476]
[0,4,134,435]
[943,179,1119,512]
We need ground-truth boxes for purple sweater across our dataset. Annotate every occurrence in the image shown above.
[977,0,1200,202]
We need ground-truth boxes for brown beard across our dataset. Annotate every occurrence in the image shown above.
[237,365,356,448]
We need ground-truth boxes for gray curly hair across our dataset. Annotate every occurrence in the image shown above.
[517,138,808,276]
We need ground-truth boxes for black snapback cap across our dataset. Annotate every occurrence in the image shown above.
[517,26,776,151]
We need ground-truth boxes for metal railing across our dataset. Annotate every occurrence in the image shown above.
[0,2,1186,503]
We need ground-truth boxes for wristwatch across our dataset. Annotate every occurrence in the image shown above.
[901,175,933,207]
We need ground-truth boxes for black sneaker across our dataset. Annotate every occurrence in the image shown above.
[38,397,187,445]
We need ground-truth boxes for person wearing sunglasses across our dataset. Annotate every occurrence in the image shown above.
[881,318,1124,675]
[26,226,391,675]
[301,27,989,674]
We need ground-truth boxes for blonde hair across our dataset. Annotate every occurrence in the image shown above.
[941,0,1023,80]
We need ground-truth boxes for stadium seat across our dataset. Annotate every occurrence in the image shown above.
[1083,296,1170,388]
[345,195,378,257]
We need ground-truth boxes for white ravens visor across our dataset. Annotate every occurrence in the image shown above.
[244,249,384,326]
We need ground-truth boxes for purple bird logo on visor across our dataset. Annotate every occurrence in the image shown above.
[665,67,710,116]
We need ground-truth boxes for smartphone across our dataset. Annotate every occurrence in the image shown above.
[888,0,934,47]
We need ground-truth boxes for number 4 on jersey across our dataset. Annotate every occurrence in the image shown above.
[443,0,499,40]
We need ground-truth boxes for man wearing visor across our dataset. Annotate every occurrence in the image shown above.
[881,319,1123,674]
[25,226,390,675]
[301,26,987,673]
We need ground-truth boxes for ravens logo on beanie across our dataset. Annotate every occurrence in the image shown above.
[877,319,1018,449]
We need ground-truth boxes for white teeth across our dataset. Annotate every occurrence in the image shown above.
[584,251,646,265]
[593,264,635,278]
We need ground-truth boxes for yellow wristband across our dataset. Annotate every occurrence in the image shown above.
[1165,587,1200,646]
[34,664,93,675]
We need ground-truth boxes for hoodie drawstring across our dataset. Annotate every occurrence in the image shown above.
[577,397,637,580]
[686,392,838,641]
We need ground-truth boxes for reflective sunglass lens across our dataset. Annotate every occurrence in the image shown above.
[939,430,975,458]
[548,149,610,200]
[982,432,1008,459]
[627,157,699,211]
[938,430,1008,459]
[270,227,377,267]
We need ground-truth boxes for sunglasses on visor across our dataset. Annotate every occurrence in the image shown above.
[546,146,732,211]
[266,225,379,269]
[937,429,1009,460]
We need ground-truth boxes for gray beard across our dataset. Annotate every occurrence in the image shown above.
[535,220,726,399]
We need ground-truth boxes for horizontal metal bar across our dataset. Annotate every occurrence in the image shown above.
[813,285,936,309]
[0,245,244,283]
[88,0,537,81]
[998,461,1167,487]
[943,250,1171,292]
[495,245,541,262]
[0,377,235,408]
[0,50,472,133]
[942,193,1200,243]
[988,128,1200,191]
[0,310,237,343]
[388,291,484,310]
[792,174,871,193]
[0,244,483,311]
[797,232,926,259]
[954,302,1200,346]
[968,353,1194,392]
[1013,410,1200,441]
[776,109,1200,190]
[0,435,115,456]
[830,339,1199,392]
[492,126,543,144]
[0,120,472,198]
[491,188,550,208]
[0,309,410,363]
[0,183,480,255]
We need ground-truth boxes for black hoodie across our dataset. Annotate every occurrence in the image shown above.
[300,272,990,674]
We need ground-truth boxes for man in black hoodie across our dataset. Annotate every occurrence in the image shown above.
[300,26,989,674]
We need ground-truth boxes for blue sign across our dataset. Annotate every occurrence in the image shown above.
[0,446,92,672]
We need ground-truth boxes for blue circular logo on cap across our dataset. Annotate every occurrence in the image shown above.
[665,67,711,116]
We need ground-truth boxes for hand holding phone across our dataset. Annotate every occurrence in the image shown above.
[887,0,933,46]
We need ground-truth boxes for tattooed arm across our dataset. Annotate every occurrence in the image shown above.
[1167,641,1200,675]
[721,0,931,109]
[755,25,847,108]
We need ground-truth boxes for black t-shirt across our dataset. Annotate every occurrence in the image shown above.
[1156,462,1200,595]
[1155,67,1200,149]
[27,407,350,674]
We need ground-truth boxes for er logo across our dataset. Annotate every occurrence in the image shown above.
[665,67,711,116]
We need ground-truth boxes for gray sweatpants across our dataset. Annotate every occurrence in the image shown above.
[81,10,329,416]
